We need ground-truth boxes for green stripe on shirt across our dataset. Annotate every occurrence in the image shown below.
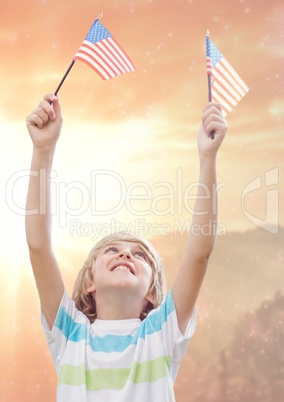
[58,356,171,390]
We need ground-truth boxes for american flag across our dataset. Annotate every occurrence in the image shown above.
[206,34,249,116]
[73,19,135,80]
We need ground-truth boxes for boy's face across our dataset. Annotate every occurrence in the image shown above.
[88,240,154,305]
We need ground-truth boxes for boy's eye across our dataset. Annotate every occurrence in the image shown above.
[105,246,118,254]
[104,246,147,261]
[134,251,147,260]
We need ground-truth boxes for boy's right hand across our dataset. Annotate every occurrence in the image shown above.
[26,93,63,151]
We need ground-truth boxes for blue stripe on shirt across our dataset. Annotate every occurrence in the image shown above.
[54,290,175,353]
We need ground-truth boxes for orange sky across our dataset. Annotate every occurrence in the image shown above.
[2,0,283,233]
[1,0,283,401]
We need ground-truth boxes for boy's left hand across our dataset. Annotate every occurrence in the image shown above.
[198,102,227,158]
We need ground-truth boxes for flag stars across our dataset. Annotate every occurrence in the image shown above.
[86,21,111,43]
[74,19,135,79]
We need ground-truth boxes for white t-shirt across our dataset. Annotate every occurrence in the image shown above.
[41,290,196,402]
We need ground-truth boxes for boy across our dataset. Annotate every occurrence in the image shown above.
[25,93,227,401]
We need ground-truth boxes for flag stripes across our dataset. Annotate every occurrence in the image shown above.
[206,35,249,116]
[206,57,213,75]
[212,59,249,115]
[73,19,135,80]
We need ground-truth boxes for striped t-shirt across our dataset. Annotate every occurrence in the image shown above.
[41,290,196,402]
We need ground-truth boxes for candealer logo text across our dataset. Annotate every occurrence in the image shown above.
[6,168,226,227]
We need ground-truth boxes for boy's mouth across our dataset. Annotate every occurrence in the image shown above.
[111,263,135,275]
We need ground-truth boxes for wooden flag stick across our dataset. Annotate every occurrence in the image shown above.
[54,60,76,96]
[53,12,103,96]
[206,30,215,139]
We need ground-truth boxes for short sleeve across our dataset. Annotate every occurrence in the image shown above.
[143,289,196,379]
[41,290,89,370]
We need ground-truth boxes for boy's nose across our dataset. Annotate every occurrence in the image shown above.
[118,250,132,259]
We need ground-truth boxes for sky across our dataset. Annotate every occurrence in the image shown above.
[1,0,283,401]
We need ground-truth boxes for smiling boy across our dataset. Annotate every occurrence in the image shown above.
[88,241,156,320]
[25,93,227,401]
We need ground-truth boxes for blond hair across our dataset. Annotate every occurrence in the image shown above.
[72,231,167,323]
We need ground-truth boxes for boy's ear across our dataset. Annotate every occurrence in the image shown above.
[145,292,154,304]
[86,282,96,293]
[86,265,96,293]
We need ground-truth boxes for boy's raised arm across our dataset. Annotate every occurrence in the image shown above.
[172,102,227,334]
[25,93,65,329]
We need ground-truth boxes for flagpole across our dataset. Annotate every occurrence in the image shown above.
[206,30,214,139]
[206,30,212,102]
[54,60,76,96]
[53,12,103,96]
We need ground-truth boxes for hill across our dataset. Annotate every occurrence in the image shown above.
[151,226,284,402]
